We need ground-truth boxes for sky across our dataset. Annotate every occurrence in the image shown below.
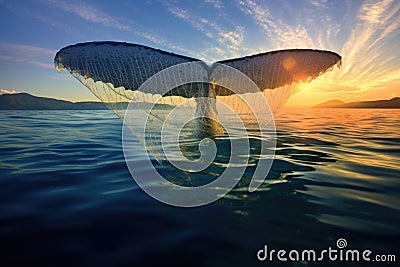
[0,0,399,107]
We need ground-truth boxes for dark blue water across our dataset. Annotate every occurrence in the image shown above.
[0,109,399,266]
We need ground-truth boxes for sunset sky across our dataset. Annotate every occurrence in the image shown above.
[0,0,399,107]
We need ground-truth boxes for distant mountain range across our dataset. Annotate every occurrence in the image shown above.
[0,93,109,110]
[1,92,399,110]
[0,93,174,110]
[313,97,400,108]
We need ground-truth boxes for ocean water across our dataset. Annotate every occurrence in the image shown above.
[0,109,399,266]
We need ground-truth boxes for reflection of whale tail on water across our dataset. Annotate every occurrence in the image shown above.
[54,41,341,135]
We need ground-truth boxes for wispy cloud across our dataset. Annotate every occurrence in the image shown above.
[285,0,400,105]
[45,0,131,31]
[165,4,251,61]
[228,0,400,105]
[308,0,327,8]
[337,0,400,92]
[44,0,201,58]
[205,0,224,10]
[358,0,393,24]
[0,42,56,68]
[238,0,315,48]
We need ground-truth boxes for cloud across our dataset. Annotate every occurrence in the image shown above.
[358,0,393,24]
[44,0,202,59]
[165,4,250,61]
[238,0,315,48]
[0,89,18,95]
[45,0,131,31]
[205,0,224,9]
[0,42,56,68]
[337,0,400,92]
[308,0,328,8]
[289,0,400,105]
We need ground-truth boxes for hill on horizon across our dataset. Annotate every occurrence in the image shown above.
[2,92,400,110]
[313,99,346,108]
[313,97,400,109]
[0,93,108,110]
[0,92,174,110]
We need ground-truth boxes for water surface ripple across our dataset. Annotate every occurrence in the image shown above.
[0,109,398,266]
